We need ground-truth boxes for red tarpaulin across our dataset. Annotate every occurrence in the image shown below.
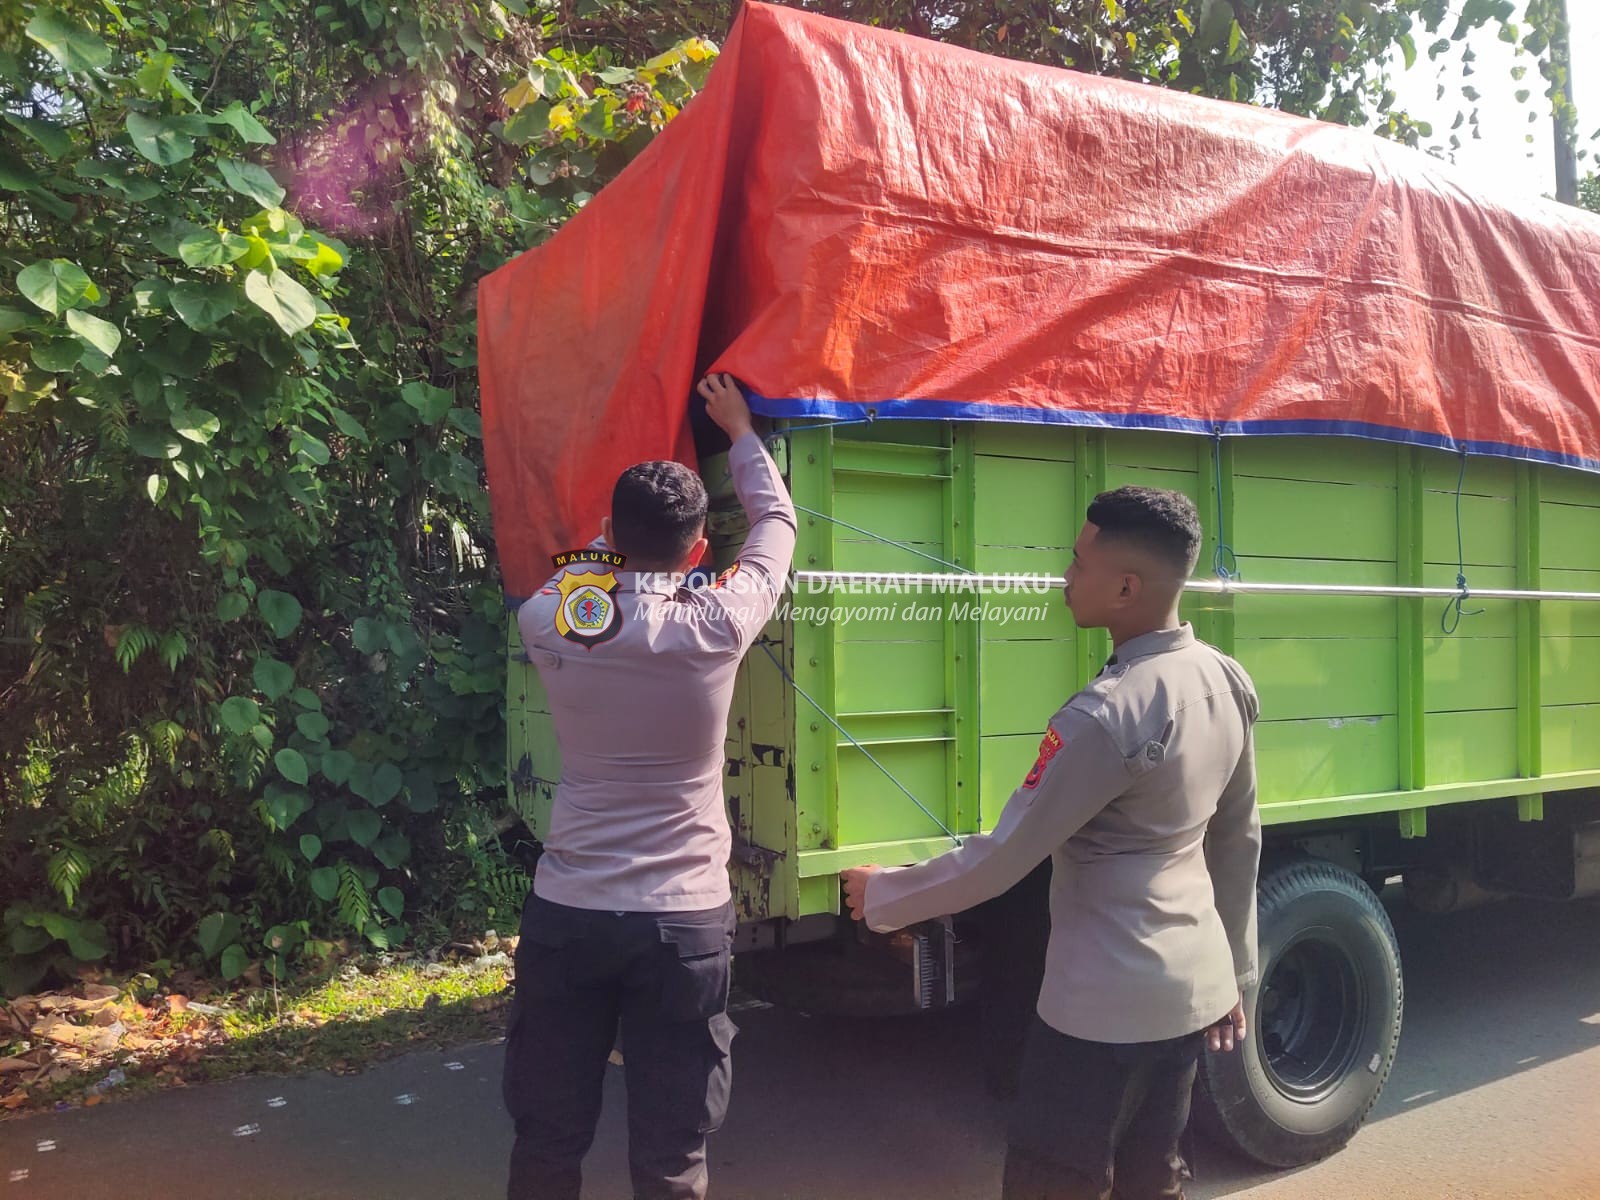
[478,1,1600,601]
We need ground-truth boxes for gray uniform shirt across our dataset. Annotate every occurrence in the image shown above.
[865,625,1261,1044]
[518,432,797,912]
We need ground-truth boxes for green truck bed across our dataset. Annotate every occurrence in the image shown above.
[508,420,1600,925]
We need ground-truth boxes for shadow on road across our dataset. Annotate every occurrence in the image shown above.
[0,897,1594,1199]
[729,895,1600,1200]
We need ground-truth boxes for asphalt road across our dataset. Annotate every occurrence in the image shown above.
[2,897,1597,1200]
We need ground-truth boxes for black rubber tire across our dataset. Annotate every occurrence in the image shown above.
[1194,857,1403,1168]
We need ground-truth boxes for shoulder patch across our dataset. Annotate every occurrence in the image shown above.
[712,562,742,589]
[1022,727,1064,790]
[553,569,623,649]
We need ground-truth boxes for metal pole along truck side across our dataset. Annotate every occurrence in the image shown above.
[478,2,1600,1168]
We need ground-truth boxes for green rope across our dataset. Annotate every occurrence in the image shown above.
[1441,448,1484,635]
[749,431,978,847]
[1211,431,1240,581]
[793,503,973,576]
[769,410,879,440]
[757,640,962,846]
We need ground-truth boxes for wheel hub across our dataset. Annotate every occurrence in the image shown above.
[1258,932,1367,1103]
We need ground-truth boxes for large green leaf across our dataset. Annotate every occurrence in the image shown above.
[501,101,551,146]
[10,925,54,955]
[134,51,199,109]
[127,425,183,459]
[74,158,162,202]
[0,307,35,334]
[309,867,339,902]
[65,309,121,357]
[257,589,303,638]
[209,102,276,145]
[196,911,241,958]
[131,284,168,321]
[347,762,375,801]
[372,831,410,870]
[33,913,110,961]
[0,153,43,193]
[296,712,332,740]
[219,696,261,735]
[1397,32,1418,71]
[179,229,251,268]
[17,259,94,314]
[300,834,322,863]
[25,8,112,74]
[328,406,367,441]
[352,616,386,655]
[171,407,221,444]
[219,158,286,208]
[241,207,302,238]
[401,773,439,814]
[220,944,249,981]
[22,183,77,222]
[347,809,382,848]
[0,149,43,192]
[370,762,403,806]
[274,747,309,785]
[31,337,82,373]
[254,656,295,699]
[170,282,238,330]
[377,887,405,919]
[4,114,72,160]
[1193,0,1235,47]
[292,430,331,465]
[245,268,316,336]
[126,112,199,165]
[303,241,345,278]
[401,380,453,423]
[320,749,355,784]
[265,787,310,829]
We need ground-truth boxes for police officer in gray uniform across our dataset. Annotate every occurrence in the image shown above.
[506,374,796,1200]
[844,486,1260,1200]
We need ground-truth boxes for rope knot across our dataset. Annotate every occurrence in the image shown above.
[1440,450,1485,634]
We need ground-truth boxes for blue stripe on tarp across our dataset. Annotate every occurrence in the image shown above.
[500,392,1600,602]
[744,392,1600,476]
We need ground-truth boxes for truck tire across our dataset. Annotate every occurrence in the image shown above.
[1194,857,1403,1167]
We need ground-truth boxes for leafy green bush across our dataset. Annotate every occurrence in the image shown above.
[0,0,721,994]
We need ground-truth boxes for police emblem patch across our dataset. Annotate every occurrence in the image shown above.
[1022,727,1063,790]
[554,569,623,648]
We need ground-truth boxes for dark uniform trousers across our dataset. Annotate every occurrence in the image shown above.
[1001,1017,1205,1200]
[503,892,737,1200]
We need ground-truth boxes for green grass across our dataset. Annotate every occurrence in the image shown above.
[3,955,512,1117]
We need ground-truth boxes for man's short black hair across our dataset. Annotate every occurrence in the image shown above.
[611,460,708,565]
[1086,486,1202,576]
